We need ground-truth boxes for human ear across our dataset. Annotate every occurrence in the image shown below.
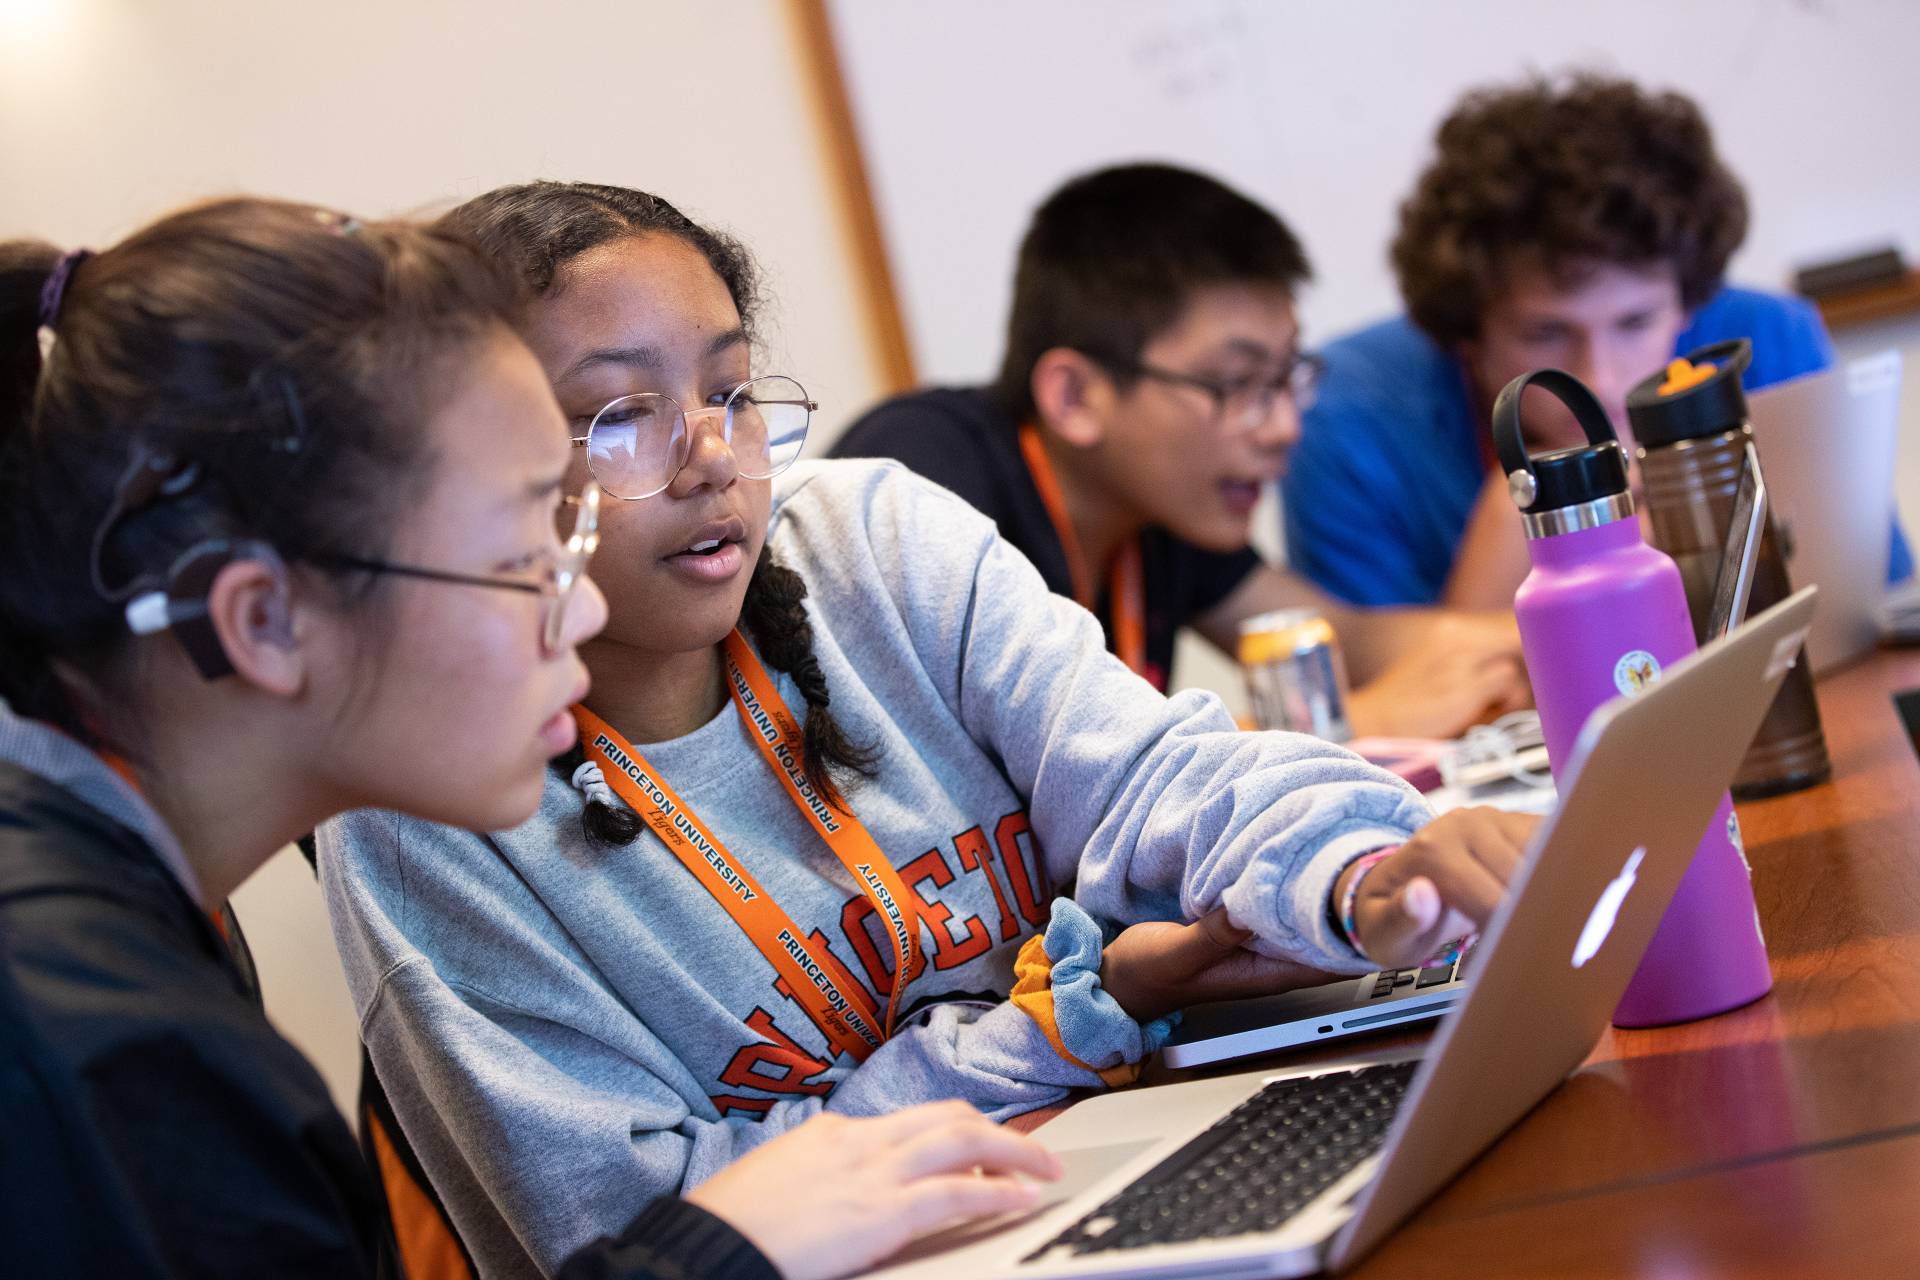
[203,551,307,698]
[1030,348,1113,449]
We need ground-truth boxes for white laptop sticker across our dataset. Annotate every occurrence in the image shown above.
[1613,651,1661,696]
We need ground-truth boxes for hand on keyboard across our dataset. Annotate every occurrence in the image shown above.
[685,1101,1062,1280]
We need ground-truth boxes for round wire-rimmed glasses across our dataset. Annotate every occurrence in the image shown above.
[313,481,601,655]
[575,374,815,500]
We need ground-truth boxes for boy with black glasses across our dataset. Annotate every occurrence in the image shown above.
[834,163,1523,739]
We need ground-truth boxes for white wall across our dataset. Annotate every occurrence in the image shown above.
[227,846,362,1117]
[0,0,889,439]
[0,0,887,1116]
[830,0,1920,383]
[827,0,1920,698]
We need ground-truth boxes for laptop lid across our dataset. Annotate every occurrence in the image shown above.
[1747,354,1900,673]
[1173,457,1769,1075]
[1329,587,1817,1267]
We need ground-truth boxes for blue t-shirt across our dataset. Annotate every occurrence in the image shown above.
[1284,286,1912,605]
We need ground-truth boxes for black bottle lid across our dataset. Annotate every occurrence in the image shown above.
[1491,367,1630,514]
[1625,338,1753,449]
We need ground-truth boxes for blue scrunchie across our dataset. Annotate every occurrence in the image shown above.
[1044,899,1180,1070]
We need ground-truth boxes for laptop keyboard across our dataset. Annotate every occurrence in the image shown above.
[1371,957,1462,998]
[1024,1060,1419,1261]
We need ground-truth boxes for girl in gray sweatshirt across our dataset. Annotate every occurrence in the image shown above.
[318,182,1530,1279]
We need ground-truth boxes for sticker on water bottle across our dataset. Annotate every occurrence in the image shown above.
[1613,650,1662,695]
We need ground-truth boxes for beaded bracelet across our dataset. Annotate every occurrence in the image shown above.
[1340,846,1478,971]
[1336,846,1399,960]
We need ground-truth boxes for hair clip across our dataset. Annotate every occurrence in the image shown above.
[38,248,93,329]
[313,209,363,237]
[570,760,618,809]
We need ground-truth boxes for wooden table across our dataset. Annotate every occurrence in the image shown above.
[1025,648,1920,1277]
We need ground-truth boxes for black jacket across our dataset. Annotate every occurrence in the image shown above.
[0,758,776,1280]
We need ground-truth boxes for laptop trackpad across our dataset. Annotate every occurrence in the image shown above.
[875,1140,1156,1266]
[1046,1139,1156,1201]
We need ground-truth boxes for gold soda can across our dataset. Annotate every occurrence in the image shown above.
[1238,608,1353,742]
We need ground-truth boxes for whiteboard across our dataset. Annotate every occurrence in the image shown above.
[828,0,1920,385]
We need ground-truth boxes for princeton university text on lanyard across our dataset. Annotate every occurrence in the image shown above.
[571,632,920,1064]
[1017,425,1151,685]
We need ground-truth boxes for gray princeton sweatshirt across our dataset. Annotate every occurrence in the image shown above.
[318,459,1430,1278]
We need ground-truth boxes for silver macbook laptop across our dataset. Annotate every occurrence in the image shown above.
[863,588,1816,1280]
[1164,446,1775,1072]
[1747,351,1901,674]
[1160,952,1468,1069]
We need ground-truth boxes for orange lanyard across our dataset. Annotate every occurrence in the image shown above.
[1017,425,1148,680]
[98,750,143,794]
[572,634,922,1063]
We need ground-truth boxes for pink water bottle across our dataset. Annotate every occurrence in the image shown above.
[1494,368,1771,1027]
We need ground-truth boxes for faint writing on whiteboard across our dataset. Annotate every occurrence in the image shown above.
[1129,2,1252,103]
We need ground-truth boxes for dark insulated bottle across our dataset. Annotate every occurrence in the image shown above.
[1626,338,1830,798]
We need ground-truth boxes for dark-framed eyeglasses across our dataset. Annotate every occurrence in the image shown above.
[311,482,601,655]
[574,374,815,500]
[1100,351,1326,431]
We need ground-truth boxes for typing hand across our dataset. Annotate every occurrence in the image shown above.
[1100,908,1338,1023]
[685,1102,1061,1280]
[1348,613,1531,740]
[1336,807,1540,969]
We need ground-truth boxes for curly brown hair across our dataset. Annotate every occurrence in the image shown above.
[1391,73,1750,347]
[441,182,879,845]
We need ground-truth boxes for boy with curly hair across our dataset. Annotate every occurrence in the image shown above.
[1285,73,1911,609]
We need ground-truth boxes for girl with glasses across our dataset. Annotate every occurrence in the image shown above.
[316,182,1536,1279]
[0,199,1054,1280]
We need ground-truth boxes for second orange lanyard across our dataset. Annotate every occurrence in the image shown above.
[1018,425,1148,681]
[573,632,921,1063]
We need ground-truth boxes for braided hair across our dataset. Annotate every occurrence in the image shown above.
[440,181,878,847]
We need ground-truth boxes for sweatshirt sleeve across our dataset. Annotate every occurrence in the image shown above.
[320,812,1111,1278]
[839,464,1433,973]
[355,961,1107,1275]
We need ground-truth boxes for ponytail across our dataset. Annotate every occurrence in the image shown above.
[0,241,82,729]
[0,240,61,434]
